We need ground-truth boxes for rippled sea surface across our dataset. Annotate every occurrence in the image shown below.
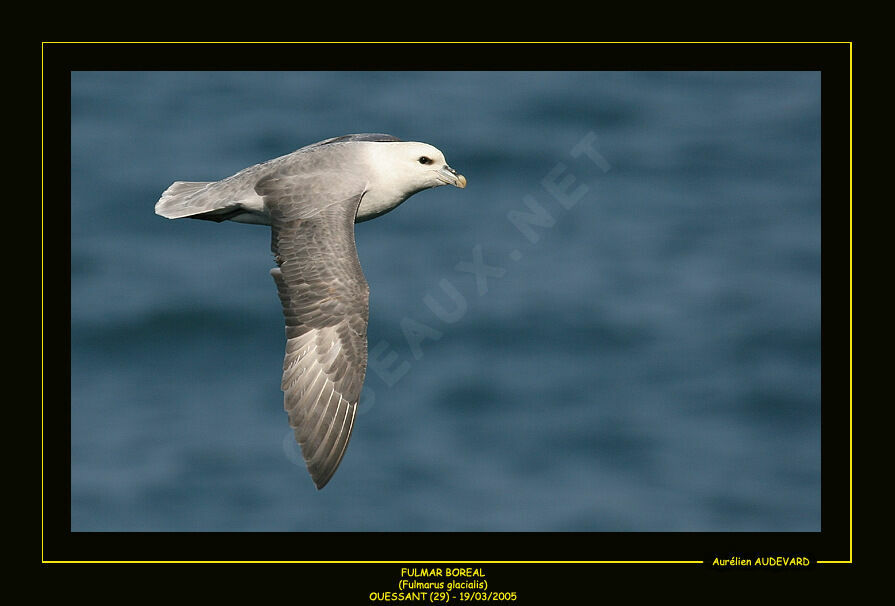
[70,71,821,531]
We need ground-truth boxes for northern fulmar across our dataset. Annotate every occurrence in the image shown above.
[155,133,466,489]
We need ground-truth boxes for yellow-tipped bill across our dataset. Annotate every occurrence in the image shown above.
[438,164,467,188]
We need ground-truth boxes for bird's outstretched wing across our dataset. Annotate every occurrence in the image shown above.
[260,176,370,489]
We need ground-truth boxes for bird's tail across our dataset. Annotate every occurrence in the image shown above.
[155,181,220,219]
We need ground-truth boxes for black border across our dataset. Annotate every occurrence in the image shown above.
[47,42,851,576]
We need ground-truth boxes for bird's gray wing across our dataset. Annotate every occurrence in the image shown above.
[261,178,370,489]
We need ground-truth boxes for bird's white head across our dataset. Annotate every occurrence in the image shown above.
[358,141,466,222]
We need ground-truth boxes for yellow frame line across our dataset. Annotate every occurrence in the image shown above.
[850,39,854,565]
[819,40,854,567]
[41,41,46,565]
[43,41,852,44]
[42,40,853,567]
[43,560,705,564]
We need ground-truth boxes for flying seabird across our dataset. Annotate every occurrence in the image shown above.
[155,133,466,489]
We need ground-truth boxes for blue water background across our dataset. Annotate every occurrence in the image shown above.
[70,71,821,531]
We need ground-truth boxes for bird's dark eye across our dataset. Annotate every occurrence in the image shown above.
[418,156,432,165]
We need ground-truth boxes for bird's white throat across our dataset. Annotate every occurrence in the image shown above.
[356,188,412,223]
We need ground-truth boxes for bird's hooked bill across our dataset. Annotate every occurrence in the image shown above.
[439,165,467,188]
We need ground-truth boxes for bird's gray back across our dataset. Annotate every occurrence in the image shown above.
[299,133,402,149]
[165,141,370,222]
